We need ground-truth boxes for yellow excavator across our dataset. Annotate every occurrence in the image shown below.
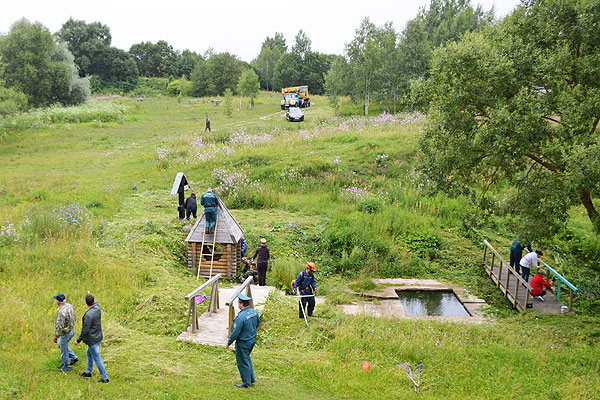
[281,86,310,109]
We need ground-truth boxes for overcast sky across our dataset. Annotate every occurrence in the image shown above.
[1,0,522,62]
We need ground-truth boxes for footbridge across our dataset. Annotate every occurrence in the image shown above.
[482,240,578,314]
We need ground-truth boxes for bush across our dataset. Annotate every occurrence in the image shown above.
[270,257,302,294]
[0,101,127,132]
[357,197,383,213]
[0,86,28,117]
[133,77,169,96]
[166,79,193,96]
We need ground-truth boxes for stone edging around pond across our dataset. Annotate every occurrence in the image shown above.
[340,278,491,324]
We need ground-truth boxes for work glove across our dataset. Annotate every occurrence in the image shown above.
[53,337,57,343]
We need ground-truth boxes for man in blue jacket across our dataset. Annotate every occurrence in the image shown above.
[75,293,109,383]
[293,262,318,318]
[200,186,219,234]
[226,293,260,388]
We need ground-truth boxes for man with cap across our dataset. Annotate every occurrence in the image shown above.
[226,293,260,388]
[293,262,318,318]
[251,238,270,286]
[200,186,219,234]
[53,294,78,372]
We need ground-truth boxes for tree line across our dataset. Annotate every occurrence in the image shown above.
[0,0,495,117]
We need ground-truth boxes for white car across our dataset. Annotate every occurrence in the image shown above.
[286,107,304,122]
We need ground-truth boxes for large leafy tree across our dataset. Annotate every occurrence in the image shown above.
[0,19,88,107]
[191,52,244,96]
[57,18,111,77]
[419,0,600,237]
[324,56,350,115]
[346,18,386,115]
[252,33,287,91]
[129,40,178,78]
[237,69,260,109]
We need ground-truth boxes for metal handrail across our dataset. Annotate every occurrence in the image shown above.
[542,263,578,296]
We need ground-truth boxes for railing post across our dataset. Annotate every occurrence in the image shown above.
[569,290,574,311]
[556,280,562,301]
[491,253,495,273]
[514,279,519,309]
[192,299,198,333]
[497,260,503,288]
[228,305,235,336]
[505,261,511,289]
[209,279,219,313]
[483,243,487,264]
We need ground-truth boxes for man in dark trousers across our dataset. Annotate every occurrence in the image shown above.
[293,262,318,318]
[226,293,260,388]
[75,293,109,383]
[204,115,211,132]
[200,186,219,234]
[252,238,270,286]
[510,237,532,275]
[185,193,197,220]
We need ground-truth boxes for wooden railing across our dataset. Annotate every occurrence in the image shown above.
[184,273,221,333]
[225,276,254,336]
[483,240,533,311]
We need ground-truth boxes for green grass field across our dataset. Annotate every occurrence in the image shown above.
[0,93,599,399]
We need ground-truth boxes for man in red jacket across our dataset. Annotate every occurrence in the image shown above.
[530,269,552,301]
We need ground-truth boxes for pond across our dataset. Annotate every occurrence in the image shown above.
[396,290,470,317]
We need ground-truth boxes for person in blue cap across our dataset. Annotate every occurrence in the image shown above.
[53,293,78,372]
[200,186,219,234]
[226,292,260,388]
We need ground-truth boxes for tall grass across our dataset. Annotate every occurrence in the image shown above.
[0,100,128,134]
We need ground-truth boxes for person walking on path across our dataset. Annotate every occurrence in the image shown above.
[185,193,197,220]
[200,186,219,234]
[530,269,553,301]
[226,293,260,388]
[252,238,270,286]
[53,294,78,372]
[510,237,532,275]
[293,262,318,318]
[204,115,211,132]
[75,293,109,383]
[519,250,543,283]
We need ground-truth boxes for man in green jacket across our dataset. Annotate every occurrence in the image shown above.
[53,293,78,372]
[200,186,219,234]
[226,293,260,388]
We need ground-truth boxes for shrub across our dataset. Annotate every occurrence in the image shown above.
[166,79,193,96]
[133,77,169,96]
[270,257,302,294]
[0,87,28,117]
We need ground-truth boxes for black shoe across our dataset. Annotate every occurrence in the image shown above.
[210,227,215,234]
[99,378,109,384]
[235,383,250,388]
[205,228,210,234]
[80,372,91,378]
[70,358,78,366]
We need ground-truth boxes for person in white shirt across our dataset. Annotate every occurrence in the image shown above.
[519,250,543,282]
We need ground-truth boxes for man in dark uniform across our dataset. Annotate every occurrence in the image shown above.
[293,262,318,318]
[510,237,532,275]
[226,293,260,388]
[184,193,197,220]
[200,186,219,234]
[204,115,211,132]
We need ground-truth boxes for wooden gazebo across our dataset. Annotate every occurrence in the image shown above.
[185,198,243,279]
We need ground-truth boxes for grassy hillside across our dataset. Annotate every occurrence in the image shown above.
[0,93,599,399]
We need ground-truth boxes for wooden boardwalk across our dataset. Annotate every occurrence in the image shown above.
[483,240,568,314]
